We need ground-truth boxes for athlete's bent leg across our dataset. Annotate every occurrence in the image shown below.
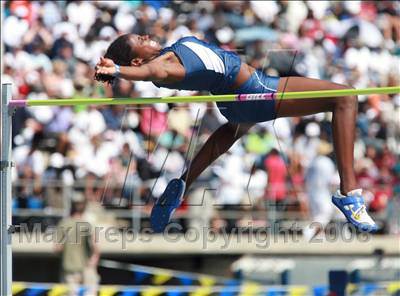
[275,77,357,194]
[150,122,253,232]
[180,122,254,192]
[275,77,377,232]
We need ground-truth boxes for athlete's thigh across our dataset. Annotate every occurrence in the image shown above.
[274,76,349,118]
[277,76,348,93]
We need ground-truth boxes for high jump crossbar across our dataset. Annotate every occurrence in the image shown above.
[8,86,400,107]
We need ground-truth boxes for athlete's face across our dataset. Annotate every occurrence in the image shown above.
[129,34,162,63]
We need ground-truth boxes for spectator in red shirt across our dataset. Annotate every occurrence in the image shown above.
[264,148,287,208]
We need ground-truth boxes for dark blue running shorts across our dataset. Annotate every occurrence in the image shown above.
[216,70,280,123]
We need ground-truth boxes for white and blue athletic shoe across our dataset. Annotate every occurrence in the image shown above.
[150,178,186,233]
[332,189,378,232]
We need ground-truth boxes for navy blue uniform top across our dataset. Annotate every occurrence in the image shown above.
[153,36,280,123]
[153,36,242,95]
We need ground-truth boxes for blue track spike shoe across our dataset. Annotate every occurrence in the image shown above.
[150,178,186,233]
[332,189,378,232]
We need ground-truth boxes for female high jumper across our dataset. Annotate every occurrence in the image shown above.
[94,34,377,233]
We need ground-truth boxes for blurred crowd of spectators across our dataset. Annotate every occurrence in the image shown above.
[2,1,399,234]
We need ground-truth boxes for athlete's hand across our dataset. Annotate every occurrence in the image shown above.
[96,57,115,68]
[95,57,116,76]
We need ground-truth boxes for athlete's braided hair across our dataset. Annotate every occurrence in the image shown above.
[94,34,136,84]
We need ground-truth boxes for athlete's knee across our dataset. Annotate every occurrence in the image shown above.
[334,85,357,111]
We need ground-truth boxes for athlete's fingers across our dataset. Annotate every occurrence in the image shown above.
[96,66,115,75]
[97,57,107,67]
[102,58,115,67]
[95,68,105,75]
[95,59,104,70]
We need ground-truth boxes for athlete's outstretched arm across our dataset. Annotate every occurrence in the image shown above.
[94,56,176,82]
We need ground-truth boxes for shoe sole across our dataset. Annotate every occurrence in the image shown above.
[150,179,185,233]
